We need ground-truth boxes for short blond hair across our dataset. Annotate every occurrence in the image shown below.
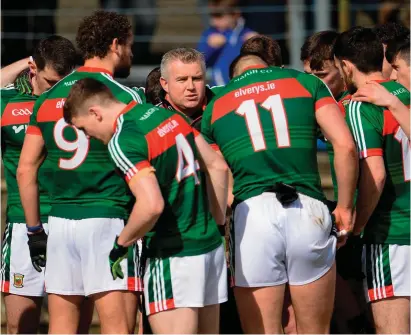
[160,48,206,78]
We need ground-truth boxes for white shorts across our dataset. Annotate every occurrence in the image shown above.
[1,222,49,297]
[363,244,410,302]
[45,216,142,296]
[232,192,336,287]
[144,244,228,316]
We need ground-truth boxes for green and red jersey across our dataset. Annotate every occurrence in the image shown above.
[1,79,51,223]
[326,90,352,200]
[345,81,410,245]
[27,67,144,219]
[201,65,337,204]
[108,102,222,258]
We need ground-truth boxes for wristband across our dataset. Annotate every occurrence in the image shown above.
[26,223,43,233]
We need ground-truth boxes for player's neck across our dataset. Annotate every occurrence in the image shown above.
[356,72,385,88]
[83,57,115,76]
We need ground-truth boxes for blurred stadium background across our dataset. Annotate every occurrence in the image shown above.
[1,0,410,332]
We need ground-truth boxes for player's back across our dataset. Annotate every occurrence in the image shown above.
[28,67,143,219]
[1,86,51,222]
[117,104,222,258]
[203,66,335,204]
[347,81,410,244]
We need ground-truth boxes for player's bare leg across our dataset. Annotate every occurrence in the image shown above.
[123,291,140,333]
[370,297,410,334]
[148,307,198,334]
[289,263,336,334]
[92,291,129,334]
[77,297,95,334]
[282,286,297,334]
[48,294,84,334]
[198,304,220,334]
[3,293,42,334]
[234,284,285,334]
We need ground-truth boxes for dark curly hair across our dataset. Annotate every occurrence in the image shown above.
[76,10,132,60]
[33,35,77,75]
[241,35,282,67]
[145,67,163,105]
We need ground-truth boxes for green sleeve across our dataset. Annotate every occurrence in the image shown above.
[108,121,151,182]
[201,102,216,146]
[346,101,383,159]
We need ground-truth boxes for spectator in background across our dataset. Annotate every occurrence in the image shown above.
[100,0,157,64]
[197,0,257,86]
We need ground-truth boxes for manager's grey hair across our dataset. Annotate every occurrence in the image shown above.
[160,48,206,79]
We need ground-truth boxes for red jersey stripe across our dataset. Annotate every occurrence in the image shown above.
[26,125,42,136]
[145,114,193,160]
[383,109,400,136]
[125,161,153,182]
[76,66,113,76]
[361,148,383,158]
[212,78,312,124]
[37,98,65,123]
[1,101,35,126]
[315,97,337,111]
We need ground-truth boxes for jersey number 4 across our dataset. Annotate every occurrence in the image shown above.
[175,133,200,184]
[53,118,89,170]
[394,127,410,181]
[236,94,290,151]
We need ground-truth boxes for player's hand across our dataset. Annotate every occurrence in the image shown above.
[351,81,397,107]
[208,33,226,48]
[333,206,354,248]
[109,236,128,280]
[27,229,48,273]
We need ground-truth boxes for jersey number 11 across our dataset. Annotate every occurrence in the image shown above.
[235,94,291,152]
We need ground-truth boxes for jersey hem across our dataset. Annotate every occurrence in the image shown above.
[6,216,49,224]
[49,205,129,220]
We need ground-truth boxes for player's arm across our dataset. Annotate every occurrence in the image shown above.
[316,99,358,235]
[195,133,229,225]
[346,102,387,235]
[1,57,30,87]
[17,132,48,273]
[353,157,386,235]
[17,134,46,228]
[352,82,410,138]
[118,172,164,247]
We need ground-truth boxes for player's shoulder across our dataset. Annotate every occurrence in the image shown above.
[1,84,19,101]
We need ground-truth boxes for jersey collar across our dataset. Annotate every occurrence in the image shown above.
[76,66,113,76]
[113,100,137,132]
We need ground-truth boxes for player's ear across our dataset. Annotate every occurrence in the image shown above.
[88,106,103,121]
[160,76,169,94]
[110,38,120,55]
[28,58,37,76]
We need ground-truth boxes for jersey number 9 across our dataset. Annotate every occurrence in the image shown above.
[53,118,90,170]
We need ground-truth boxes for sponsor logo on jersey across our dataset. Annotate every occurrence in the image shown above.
[140,107,158,120]
[234,82,276,98]
[12,125,28,134]
[157,119,179,137]
[13,273,24,288]
[392,87,407,96]
[55,98,65,109]
[64,80,77,87]
[12,108,32,116]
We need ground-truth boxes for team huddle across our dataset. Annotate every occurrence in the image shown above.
[1,9,410,335]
